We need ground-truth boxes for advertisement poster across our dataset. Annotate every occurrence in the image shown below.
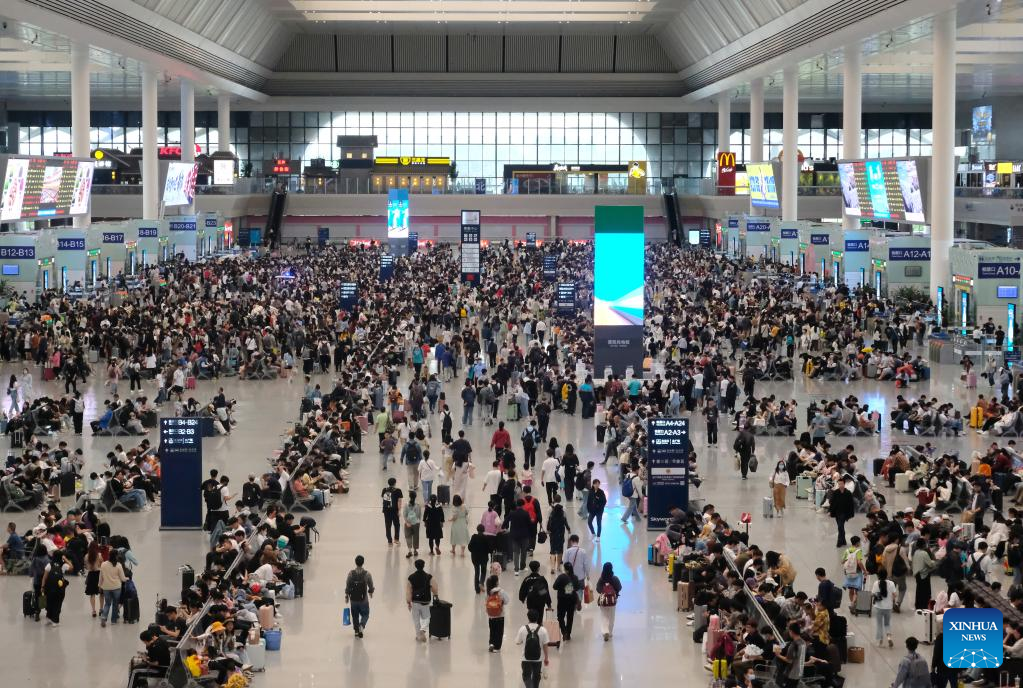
[895,160,925,223]
[646,418,691,530]
[212,159,234,185]
[838,162,860,217]
[387,189,410,239]
[0,158,29,221]
[593,205,645,377]
[163,162,198,207]
[69,162,94,215]
[864,160,890,219]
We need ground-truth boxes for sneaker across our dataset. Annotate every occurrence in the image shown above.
[603,633,610,641]
[686,614,694,620]
[488,644,495,652]
[100,619,107,627]
[594,537,600,542]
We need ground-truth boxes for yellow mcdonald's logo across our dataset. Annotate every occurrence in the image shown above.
[717,152,736,168]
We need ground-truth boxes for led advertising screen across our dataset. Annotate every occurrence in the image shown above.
[593,205,645,377]
[838,158,926,223]
[163,162,198,207]
[0,156,94,221]
[212,159,235,186]
[973,105,993,144]
[748,163,779,209]
[387,189,410,239]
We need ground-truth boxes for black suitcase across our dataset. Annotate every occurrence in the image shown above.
[181,565,194,596]
[872,458,885,477]
[491,551,507,571]
[993,488,1004,513]
[429,600,452,639]
[291,534,309,563]
[596,424,606,443]
[286,564,304,597]
[60,471,76,497]
[123,596,140,623]
[22,590,37,617]
[436,484,451,506]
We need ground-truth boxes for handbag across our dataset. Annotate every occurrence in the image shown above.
[537,531,548,545]
[583,584,592,605]
[748,455,759,473]
[342,607,352,626]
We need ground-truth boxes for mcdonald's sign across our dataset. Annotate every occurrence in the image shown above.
[716,151,737,195]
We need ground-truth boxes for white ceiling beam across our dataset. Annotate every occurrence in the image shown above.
[293,0,655,10]
[676,0,960,103]
[301,12,646,21]
[3,0,269,101]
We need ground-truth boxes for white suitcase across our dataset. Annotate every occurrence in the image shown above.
[763,496,774,518]
[895,472,911,492]
[247,638,266,671]
[916,610,935,644]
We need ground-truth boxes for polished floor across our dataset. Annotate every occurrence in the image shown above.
[0,342,990,687]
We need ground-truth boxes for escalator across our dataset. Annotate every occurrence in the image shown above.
[264,187,288,249]
[662,190,683,247]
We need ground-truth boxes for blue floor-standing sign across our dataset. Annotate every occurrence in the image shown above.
[646,418,691,530]
[159,417,204,530]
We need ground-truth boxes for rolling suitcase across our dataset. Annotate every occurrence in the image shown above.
[180,565,194,597]
[436,484,451,506]
[872,458,886,477]
[596,424,606,443]
[895,472,911,492]
[247,639,266,671]
[677,582,693,611]
[852,578,873,617]
[22,590,37,617]
[763,497,774,518]
[916,609,935,644]
[429,599,452,639]
[258,604,275,630]
[291,534,309,563]
[60,471,77,497]
[543,618,562,648]
[796,475,813,499]
[286,564,304,598]
[506,402,519,422]
[123,596,140,624]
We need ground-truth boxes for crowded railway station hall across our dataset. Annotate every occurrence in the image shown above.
[4,1,1023,687]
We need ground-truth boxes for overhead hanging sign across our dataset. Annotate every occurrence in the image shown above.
[979,263,1021,279]
[888,247,931,261]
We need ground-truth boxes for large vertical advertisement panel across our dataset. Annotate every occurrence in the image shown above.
[387,189,410,256]
[593,205,645,377]
[460,210,481,284]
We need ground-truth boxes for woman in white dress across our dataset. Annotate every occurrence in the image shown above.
[18,367,34,404]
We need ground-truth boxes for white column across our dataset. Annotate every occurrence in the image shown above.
[842,43,862,229]
[717,94,731,153]
[782,66,799,222]
[930,9,956,301]
[180,79,195,163]
[749,77,764,163]
[142,67,159,220]
[217,94,231,154]
[71,43,91,228]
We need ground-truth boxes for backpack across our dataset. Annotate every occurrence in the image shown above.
[203,486,222,510]
[828,583,843,610]
[621,477,635,499]
[967,554,987,582]
[575,473,587,491]
[382,487,397,511]
[524,625,542,661]
[521,428,536,450]
[907,654,930,684]
[402,441,422,465]
[522,498,538,524]
[597,581,618,607]
[485,591,504,618]
[891,553,908,577]
[348,570,369,601]
[842,550,859,576]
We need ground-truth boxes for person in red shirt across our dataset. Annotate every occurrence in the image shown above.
[490,421,512,458]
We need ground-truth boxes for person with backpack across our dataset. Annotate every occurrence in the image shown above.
[484,574,511,652]
[552,561,579,641]
[586,479,607,541]
[575,461,593,519]
[521,486,544,551]
[344,555,375,638]
[595,562,622,641]
[241,474,263,510]
[381,477,403,548]
[871,569,897,648]
[814,567,842,612]
[515,608,550,688]
[405,558,438,643]
[882,538,910,613]
[619,470,643,524]
[521,421,540,470]
[892,636,931,688]
[732,426,755,480]
[966,540,994,584]
[518,560,552,623]
[403,491,422,559]
[401,437,423,491]
[504,499,534,575]
[841,535,865,611]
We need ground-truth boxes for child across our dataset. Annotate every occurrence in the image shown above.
[379,432,397,471]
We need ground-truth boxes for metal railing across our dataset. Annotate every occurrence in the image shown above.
[955,186,1023,198]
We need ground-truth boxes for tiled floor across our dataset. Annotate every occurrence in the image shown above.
[0,342,988,687]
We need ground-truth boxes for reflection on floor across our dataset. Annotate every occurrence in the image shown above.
[0,345,990,687]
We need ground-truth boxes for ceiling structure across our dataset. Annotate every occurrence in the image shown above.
[0,0,1018,108]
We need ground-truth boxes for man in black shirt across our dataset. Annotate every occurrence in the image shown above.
[406,559,438,642]
[157,607,187,639]
[381,477,403,546]
[132,630,170,686]
[829,479,855,547]
[451,431,473,467]
[702,398,720,446]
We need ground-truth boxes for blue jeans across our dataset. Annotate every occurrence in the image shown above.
[121,489,147,509]
[462,404,474,426]
[350,600,370,632]
[577,489,589,517]
[421,480,433,500]
[621,497,640,522]
[101,588,121,622]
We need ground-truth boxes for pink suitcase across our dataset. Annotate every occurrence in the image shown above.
[258,605,275,630]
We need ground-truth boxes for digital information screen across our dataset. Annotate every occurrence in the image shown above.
[212,159,234,186]
[159,417,203,530]
[543,255,557,281]
[0,156,94,221]
[339,282,358,310]
[460,210,481,284]
[556,282,577,314]
[593,205,645,377]
[387,189,410,239]
[839,158,925,223]
[525,232,537,247]
[379,253,395,282]
[748,163,779,209]
[646,417,691,530]
[163,162,198,207]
